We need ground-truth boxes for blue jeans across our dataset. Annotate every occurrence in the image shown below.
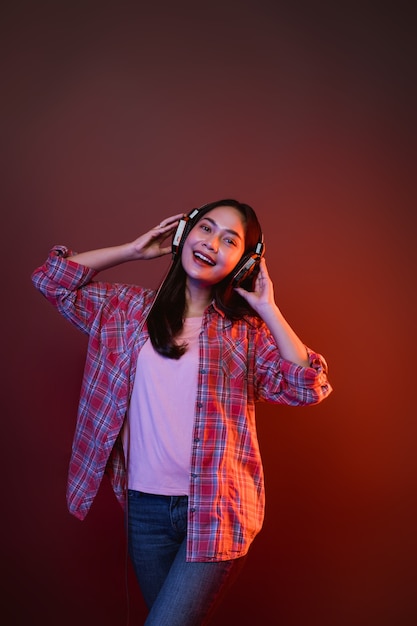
[127,490,247,625]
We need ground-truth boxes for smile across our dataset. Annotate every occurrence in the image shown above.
[193,251,216,266]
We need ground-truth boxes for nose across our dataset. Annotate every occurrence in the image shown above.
[203,235,219,252]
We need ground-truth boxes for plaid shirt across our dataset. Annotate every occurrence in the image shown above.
[32,246,332,562]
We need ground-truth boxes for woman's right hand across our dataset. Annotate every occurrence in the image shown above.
[131,213,184,260]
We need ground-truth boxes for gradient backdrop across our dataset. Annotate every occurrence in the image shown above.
[2,1,416,625]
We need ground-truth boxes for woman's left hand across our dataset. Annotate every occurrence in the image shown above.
[236,257,310,366]
[234,258,276,315]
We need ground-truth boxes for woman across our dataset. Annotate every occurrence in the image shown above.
[32,199,332,625]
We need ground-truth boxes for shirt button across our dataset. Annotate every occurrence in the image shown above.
[197,403,203,409]
[200,368,206,374]
[194,437,200,443]
[191,473,198,478]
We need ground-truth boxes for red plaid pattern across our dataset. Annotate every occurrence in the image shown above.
[32,246,332,561]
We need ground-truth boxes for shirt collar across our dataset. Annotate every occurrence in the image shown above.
[210,299,225,318]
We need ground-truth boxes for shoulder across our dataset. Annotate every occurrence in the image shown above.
[107,284,156,310]
[214,313,269,339]
[114,283,154,299]
[232,314,266,333]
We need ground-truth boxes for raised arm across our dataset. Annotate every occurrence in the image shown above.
[67,213,184,271]
[235,257,311,367]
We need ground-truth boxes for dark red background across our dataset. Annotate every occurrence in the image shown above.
[2,1,416,624]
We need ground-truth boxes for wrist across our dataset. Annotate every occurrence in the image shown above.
[256,301,282,322]
[123,242,140,262]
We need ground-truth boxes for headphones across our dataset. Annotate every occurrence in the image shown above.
[172,204,264,288]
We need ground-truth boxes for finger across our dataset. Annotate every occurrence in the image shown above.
[258,257,269,277]
[156,213,185,228]
[153,220,180,232]
[234,286,249,298]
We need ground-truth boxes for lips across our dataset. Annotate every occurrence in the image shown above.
[193,251,216,266]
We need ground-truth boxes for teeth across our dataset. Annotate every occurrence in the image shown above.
[194,252,215,265]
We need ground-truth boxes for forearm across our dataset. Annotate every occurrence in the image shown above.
[65,214,182,271]
[67,243,136,271]
[259,303,310,367]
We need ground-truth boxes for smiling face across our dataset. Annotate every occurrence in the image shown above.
[181,205,247,289]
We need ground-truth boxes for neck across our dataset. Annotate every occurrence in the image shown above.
[185,282,212,318]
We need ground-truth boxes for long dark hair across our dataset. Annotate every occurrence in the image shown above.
[146,199,263,359]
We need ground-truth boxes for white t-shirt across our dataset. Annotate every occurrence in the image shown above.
[123,317,202,495]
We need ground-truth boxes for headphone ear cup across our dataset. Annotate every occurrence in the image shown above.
[232,239,264,287]
[172,217,191,259]
[172,208,201,259]
[232,254,261,287]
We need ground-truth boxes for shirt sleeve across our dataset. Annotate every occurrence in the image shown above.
[31,245,114,335]
[254,324,333,406]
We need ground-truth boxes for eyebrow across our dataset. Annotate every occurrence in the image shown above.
[202,217,243,240]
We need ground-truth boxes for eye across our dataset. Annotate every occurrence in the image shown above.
[200,223,211,232]
[224,237,237,246]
